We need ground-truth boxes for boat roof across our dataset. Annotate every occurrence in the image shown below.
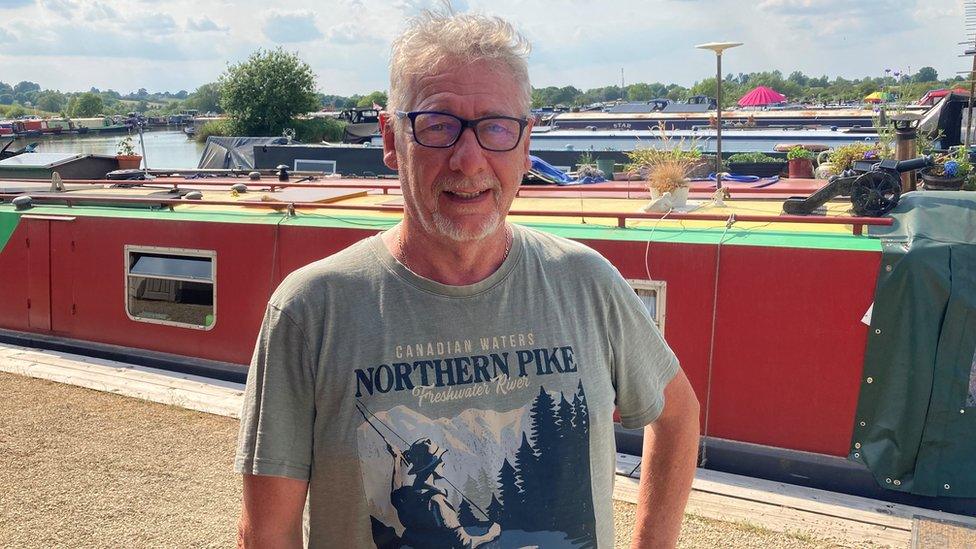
[0,173,887,253]
[555,109,878,120]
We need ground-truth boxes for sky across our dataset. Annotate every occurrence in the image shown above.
[0,0,966,96]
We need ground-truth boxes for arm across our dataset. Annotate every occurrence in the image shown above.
[237,473,309,548]
[630,369,700,549]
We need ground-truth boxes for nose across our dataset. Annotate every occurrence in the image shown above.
[447,127,489,176]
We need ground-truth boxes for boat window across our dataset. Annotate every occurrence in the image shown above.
[294,159,337,174]
[627,279,666,334]
[125,247,216,330]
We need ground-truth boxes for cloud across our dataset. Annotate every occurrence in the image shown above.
[324,22,383,46]
[186,16,229,32]
[757,0,921,41]
[139,13,178,34]
[394,0,470,15]
[83,1,117,19]
[0,28,14,43]
[262,9,323,43]
[38,0,76,15]
[0,0,34,8]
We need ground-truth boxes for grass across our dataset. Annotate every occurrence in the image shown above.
[0,104,61,119]
[194,119,236,142]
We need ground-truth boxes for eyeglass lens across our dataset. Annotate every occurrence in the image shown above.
[413,112,522,151]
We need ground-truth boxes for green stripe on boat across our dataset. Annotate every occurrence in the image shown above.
[0,203,882,252]
[0,211,21,253]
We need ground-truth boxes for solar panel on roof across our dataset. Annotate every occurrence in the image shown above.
[0,152,82,168]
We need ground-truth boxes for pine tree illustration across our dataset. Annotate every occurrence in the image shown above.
[462,475,482,509]
[496,458,521,529]
[574,380,590,436]
[556,394,575,438]
[513,432,537,527]
[458,499,479,527]
[529,386,560,531]
[476,467,495,509]
[487,493,503,524]
[571,380,595,540]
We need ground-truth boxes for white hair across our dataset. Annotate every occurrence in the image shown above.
[388,8,532,115]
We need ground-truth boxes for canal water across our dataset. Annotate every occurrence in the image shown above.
[8,129,205,169]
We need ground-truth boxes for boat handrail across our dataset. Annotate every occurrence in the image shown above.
[1,178,817,196]
[0,191,893,235]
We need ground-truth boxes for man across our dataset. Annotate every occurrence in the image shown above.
[235,9,699,549]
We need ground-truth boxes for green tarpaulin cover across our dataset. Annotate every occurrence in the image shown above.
[853,191,976,497]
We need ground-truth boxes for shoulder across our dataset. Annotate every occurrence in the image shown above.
[518,225,622,281]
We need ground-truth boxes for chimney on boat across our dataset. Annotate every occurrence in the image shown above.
[892,113,921,192]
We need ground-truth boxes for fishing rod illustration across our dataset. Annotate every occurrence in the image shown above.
[355,398,491,521]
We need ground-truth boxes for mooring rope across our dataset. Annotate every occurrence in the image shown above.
[699,213,736,467]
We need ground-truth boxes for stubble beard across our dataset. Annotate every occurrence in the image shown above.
[407,173,505,243]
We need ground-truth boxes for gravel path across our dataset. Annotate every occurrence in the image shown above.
[1,372,848,548]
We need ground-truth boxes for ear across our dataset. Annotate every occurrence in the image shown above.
[380,111,399,171]
[521,117,534,173]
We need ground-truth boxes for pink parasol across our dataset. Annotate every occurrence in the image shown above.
[737,86,787,107]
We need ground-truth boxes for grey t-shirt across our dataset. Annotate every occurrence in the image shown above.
[235,225,679,548]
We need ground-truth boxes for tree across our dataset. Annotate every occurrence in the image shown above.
[496,458,522,528]
[220,47,319,136]
[457,499,479,527]
[0,94,13,105]
[626,83,654,101]
[35,91,66,113]
[914,66,938,83]
[788,71,809,87]
[356,91,387,108]
[68,92,104,117]
[185,82,223,113]
[486,493,503,523]
[13,81,40,95]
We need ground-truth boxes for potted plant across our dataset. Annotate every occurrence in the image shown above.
[626,128,702,208]
[920,147,971,190]
[727,152,786,177]
[575,151,595,173]
[786,146,815,179]
[116,136,142,170]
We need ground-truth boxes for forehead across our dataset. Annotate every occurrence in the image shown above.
[411,58,523,116]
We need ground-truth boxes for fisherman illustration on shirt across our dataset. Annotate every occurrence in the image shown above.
[384,438,501,549]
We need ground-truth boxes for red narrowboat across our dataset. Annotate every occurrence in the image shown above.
[0,172,973,515]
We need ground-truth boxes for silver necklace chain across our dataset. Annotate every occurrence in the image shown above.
[396,225,513,273]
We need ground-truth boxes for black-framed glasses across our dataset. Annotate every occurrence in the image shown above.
[395,110,528,152]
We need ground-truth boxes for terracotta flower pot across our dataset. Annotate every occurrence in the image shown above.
[788,158,813,179]
[117,155,142,170]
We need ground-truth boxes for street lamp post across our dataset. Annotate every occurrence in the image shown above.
[695,42,742,190]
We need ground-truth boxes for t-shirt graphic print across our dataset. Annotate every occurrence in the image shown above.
[356,359,596,549]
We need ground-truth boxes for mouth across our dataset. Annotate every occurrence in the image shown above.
[442,189,492,203]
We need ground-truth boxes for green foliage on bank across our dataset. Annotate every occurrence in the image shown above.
[219,48,319,137]
[195,117,347,143]
[194,119,236,142]
[291,118,347,142]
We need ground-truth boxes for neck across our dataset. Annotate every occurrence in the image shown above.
[384,221,512,286]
